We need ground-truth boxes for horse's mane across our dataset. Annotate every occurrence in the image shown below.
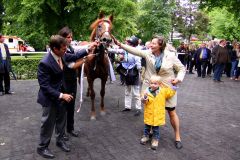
[90,18,112,42]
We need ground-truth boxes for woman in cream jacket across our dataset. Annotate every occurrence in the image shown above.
[112,35,186,149]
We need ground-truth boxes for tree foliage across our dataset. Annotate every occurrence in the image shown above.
[208,8,240,41]
[196,0,240,22]
[2,0,139,50]
[0,0,4,32]
[172,0,209,41]
[137,0,172,42]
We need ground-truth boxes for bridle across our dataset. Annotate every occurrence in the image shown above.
[95,19,112,45]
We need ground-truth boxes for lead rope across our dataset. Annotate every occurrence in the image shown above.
[107,55,116,81]
[77,63,85,113]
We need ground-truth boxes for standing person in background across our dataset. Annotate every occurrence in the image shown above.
[112,35,186,149]
[177,42,187,66]
[188,43,196,74]
[109,36,142,116]
[195,43,211,78]
[230,43,239,79]
[225,41,233,78]
[0,33,14,96]
[212,39,230,82]
[58,26,79,138]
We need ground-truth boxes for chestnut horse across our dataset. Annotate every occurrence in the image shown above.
[84,12,113,120]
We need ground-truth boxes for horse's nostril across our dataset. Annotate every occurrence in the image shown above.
[102,38,107,42]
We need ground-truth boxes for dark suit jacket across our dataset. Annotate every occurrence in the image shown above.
[195,47,211,63]
[0,43,11,73]
[62,46,78,96]
[37,49,87,107]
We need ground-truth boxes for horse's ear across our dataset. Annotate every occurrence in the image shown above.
[99,11,104,19]
[109,14,113,22]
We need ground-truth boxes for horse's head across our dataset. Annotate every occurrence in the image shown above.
[90,12,113,46]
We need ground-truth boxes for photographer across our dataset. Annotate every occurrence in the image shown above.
[108,36,142,116]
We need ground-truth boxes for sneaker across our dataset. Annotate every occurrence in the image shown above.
[151,139,159,150]
[140,136,149,145]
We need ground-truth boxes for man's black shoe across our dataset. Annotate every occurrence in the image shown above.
[63,134,69,141]
[67,130,79,137]
[134,110,141,116]
[5,91,15,94]
[189,72,194,74]
[56,141,70,152]
[175,141,183,149]
[122,108,131,112]
[37,147,55,159]
[0,92,4,96]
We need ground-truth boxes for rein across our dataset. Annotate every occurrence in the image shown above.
[95,20,112,44]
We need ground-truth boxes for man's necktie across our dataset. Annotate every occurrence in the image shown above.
[200,49,203,59]
[58,58,63,70]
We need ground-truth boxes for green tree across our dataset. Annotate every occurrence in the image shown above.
[2,0,139,50]
[0,0,4,32]
[172,0,209,41]
[196,0,240,22]
[137,0,172,42]
[208,8,240,40]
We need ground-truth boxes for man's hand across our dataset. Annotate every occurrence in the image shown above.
[62,93,73,103]
[86,54,95,61]
[88,41,99,52]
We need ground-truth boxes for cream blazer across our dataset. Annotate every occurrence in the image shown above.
[121,44,186,107]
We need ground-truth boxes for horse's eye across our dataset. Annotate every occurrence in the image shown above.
[98,25,102,29]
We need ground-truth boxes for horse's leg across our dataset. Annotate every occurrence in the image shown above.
[100,78,107,116]
[89,80,96,120]
[86,86,90,97]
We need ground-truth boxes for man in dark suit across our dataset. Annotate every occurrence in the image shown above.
[36,35,96,159]
[0,33,14,96]
[58,26,79,138]
[195,43,211,78]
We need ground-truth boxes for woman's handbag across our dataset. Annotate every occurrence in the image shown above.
[116,63,139,85]
[116,63,128,76]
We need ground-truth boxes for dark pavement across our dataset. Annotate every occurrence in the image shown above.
[0,74,240,160]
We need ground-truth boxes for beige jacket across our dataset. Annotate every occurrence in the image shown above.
[121,44,186,107]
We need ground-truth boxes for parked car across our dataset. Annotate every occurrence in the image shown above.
[3,35,35,53]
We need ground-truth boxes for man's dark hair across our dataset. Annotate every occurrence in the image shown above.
[58,26,72,38]
[49,35,67,51]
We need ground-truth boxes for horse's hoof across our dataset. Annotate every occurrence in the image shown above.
[90,116,96,121]
[100,111,106,116]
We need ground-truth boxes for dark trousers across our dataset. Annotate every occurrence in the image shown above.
[0,62,10,93]
[213,63,225,81]
[63,80,77,132]
[197,60,208,77]
[225,62,231,77]
[207,62,213,75]
[38,104,66,149]
[189,60,195,73]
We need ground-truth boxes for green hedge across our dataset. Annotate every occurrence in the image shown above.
[11,58,41,79]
